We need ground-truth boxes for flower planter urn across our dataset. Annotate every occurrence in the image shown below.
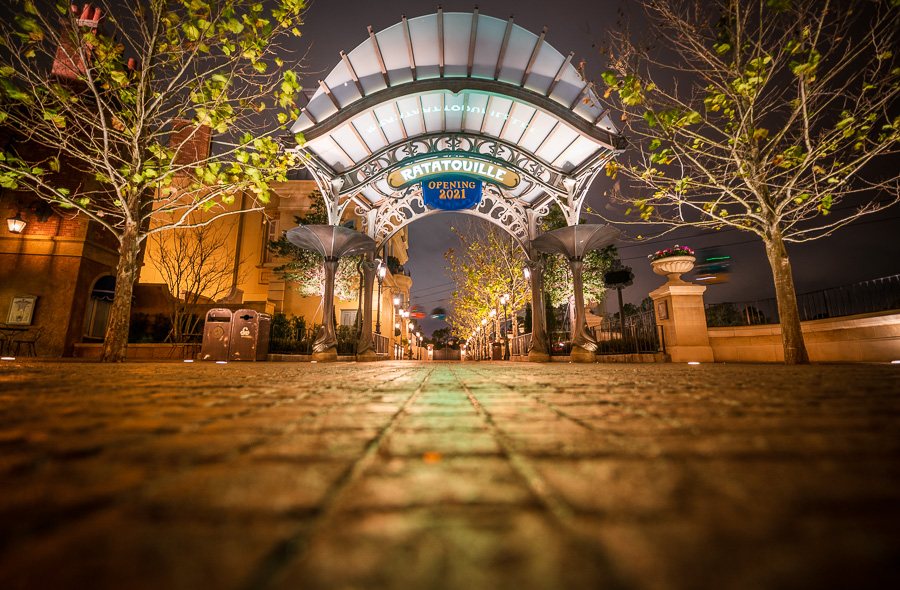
[651,255,695,284]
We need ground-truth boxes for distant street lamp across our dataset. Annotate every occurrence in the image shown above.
[481,318,488,360]
[375,260,387,334]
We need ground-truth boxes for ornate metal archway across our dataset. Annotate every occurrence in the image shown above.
[286,9,626,360]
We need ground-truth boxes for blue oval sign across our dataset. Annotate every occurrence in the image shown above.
[422,176,483,211]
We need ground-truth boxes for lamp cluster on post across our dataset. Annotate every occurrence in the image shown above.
[374,259,386,335]
[464,291,519,362]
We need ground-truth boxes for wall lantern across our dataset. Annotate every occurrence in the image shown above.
[7,212,26,234]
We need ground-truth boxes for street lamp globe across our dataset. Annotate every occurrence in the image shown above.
[523,267,531,280]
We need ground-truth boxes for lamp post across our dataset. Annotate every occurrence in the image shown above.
[416,332,422,360]
[375,261,386,334]
[489,309,497,359]
[500,294,510,360]
[481,318,488,360]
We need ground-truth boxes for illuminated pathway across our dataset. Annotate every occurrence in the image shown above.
[1,361,898,589]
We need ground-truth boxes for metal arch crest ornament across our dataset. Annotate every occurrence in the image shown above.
[368,185,532,251]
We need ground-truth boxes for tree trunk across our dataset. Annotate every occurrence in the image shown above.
[764,229,810,364]
[100,223,140,363]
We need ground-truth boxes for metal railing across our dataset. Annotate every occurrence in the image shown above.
[705,274,900,327]
[510,333,531,357]
[374,333,391,356]
[593,310,664,355]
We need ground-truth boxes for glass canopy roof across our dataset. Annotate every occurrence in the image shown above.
[291,9,625,212]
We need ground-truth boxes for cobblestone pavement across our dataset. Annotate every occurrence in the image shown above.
[0,360,899,590]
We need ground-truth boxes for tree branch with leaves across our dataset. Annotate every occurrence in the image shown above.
[598,0,900,363]
[0,0,307,361]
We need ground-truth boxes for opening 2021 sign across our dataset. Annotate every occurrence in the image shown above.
[387,156,520,211]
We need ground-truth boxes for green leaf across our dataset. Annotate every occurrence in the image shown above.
[648,139,660,151]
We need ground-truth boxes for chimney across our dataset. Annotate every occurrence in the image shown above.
[51,4,104,82]
[170,120,212,167]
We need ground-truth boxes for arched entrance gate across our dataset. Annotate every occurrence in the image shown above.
[286,9,626,361]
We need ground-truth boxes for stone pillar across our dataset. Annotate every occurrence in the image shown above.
[527,256,550,362]
[357,257,377,362]
[569,258,597,363]
[649,282,715,363]
[312,258,339,362]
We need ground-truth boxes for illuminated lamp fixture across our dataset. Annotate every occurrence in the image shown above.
[688,361,700,365]
[393,295,401,305]
[523,267,531,280]
[489,309,496,317]
[6,212,26,234]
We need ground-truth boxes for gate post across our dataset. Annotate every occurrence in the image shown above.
[649,281,714,363]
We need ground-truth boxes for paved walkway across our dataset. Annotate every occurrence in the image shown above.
[0,360,898,590]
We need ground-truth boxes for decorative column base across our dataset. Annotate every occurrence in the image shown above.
[528,350,551,362]
[312,348,338,363]
[650,282,715,363]
[356,349,378,362]
[570,345,596,363]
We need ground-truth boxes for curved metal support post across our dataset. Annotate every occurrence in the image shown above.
[526,255,550,362]
[313,258,339,360]
[357,256,378,360]
[569,258,598,361]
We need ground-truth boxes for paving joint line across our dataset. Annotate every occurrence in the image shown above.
[447,365,575,523]
[237,366,435,590]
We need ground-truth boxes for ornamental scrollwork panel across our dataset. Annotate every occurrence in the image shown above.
[333,132,570,198]
[364,186,532,251]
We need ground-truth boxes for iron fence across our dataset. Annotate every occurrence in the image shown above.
[705,274,900,327]
[374,333,391,356]
[510,333,531,357]
[593,310,665,355]
[268,324,360,356]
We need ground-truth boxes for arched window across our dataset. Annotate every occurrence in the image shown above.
[83,275,116,339]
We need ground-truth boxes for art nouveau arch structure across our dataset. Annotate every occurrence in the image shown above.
[287,8,626,360]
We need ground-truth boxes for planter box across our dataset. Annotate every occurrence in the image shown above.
[72,343,198,360]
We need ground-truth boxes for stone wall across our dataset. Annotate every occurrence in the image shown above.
[708,310,900,363]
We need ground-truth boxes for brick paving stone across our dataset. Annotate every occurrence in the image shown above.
[0,360,899,590]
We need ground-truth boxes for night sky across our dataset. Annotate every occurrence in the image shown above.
[10,1,890,337]
[297,0,899,337]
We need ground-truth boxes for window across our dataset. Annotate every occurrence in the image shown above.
[84,275,115,339]
[340,309,357,327]
[262,216,277,264]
